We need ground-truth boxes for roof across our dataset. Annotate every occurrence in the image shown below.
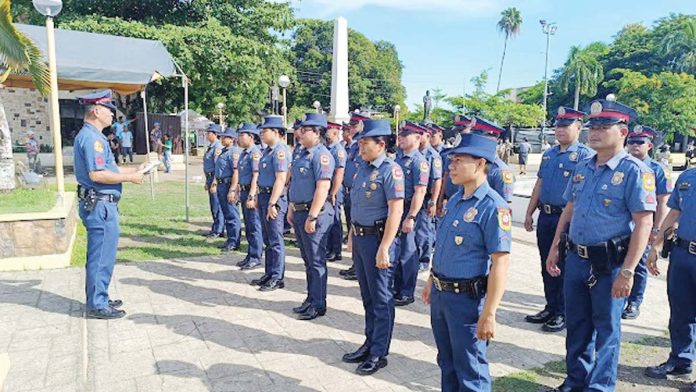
[5,24,178,95]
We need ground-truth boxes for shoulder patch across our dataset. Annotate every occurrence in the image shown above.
[338,150,345,158]
[498,208,512,231]
[434,158,442,168]
[276,149,286,160]
[320,154,330,165]
[502,171,513,184]
[642,172,656,192]
[419,161,429,172]
[392,166,404,180]
[215,148,222,157]
[94,141,104,153]
[252,151,261,160]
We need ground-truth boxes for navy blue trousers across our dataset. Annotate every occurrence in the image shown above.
[537,212,565,315]
[240,189,263,264]
[216,182,241,247]
[293,206,334,310]
[393,210,418,298]
[667,246,696,369]
[79,200,119,311]
[206,176,224,235]
[258,193,287,280]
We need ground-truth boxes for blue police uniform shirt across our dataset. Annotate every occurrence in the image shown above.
[488,157,514,202]
[203,140,222,174]
[74,123,122,196]
[642,156,673,195]
[238,145,261,186]
[668,168,696,241]
[258,143,289,188]
[434,143,445,154]
[289,143,335,203]
[422,145,443,193]
[537,142,594,206]
[395,148,429,201]
[432,182,512,279]
[344,141,364,189]
[292,143,303,163]
[215,145,241,179]
[563,150,657,245]
[350,153,405,226]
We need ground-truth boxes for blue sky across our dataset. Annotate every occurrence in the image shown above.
[290,0,695,109]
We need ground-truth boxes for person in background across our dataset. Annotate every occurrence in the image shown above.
[120,125,134,164]
[163,133,173,173]
[518,137,532,175]
[108,132,120,165]
[151,121,163,157]
[25,130,39,171]
[111,116,133,140]
[541,138,551,154]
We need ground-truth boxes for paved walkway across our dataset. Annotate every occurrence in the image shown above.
[0,228,674,391]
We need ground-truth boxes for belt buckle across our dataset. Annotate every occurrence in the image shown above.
[689,242,696,256]
[432,275,442,291]
[543,205,552,214]
[577,244,589,259]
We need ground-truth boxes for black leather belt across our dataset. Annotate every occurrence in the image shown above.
[292,202,326,213]
[216,177,232,184]
[259,186,273,194]
[351,223,381,236]
[239,184,251,192]
[567,241,602,259]
[94,194,120,203]
[430,271,487,298]
[539,203,564,215]
[676,238,696,256]
[77,186,120,203]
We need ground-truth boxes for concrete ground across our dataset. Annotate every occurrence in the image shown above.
[0,226,681,392]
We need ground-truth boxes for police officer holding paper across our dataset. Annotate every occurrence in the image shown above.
[545,97,656,392]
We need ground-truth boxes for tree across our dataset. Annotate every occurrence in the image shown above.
[495,7,522,93]
[660,17,696,73]
[0,0,49,192]
[559,43,608,110]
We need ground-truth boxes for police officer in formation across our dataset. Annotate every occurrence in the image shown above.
[430,123,445,153]
[423,132,512,392]
[524,107,593,332]
[342,119,404,376]
[622,125,673,319]
[288,113,336,320]
[74,90,144,319]
[324,121,348,262]
[644,163,696,392]
[469,117,515,203]
[202,123,225,238]
[545,98,656,392]
[214,127,243,252]
[236,123,264,271]
[251,115,290,291]
[415,123,443,272]
[340,112,370,280]
[392,121,430,307]
[436,115,474,217]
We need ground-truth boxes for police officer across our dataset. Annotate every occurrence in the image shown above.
[236,123,264,270]
[644,167,696,392]
[436,115,473,217]
[469,117,515,203]
[622,125,673,319]
[251,116,290,291]
[202,124,225,238]
[393,121,429,307]
[324,121,347,262]
[422,132,512,392]
[430,123,446,153]
[545,98,656,392]
[74,90,144,319]
[342,119,404,375]
[214,127,243,253]
[416,123,443,271]
[288,113,335,320]
[340,113,369,280]
[523,107,593,332]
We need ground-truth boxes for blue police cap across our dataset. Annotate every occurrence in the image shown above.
[206,123,221,134]
[585,96,637,126]
[424,123,445,134]
[354,120,392,141]
[219,127,238,139]
[447,133,497,163]
[554,107,586,127]
[238,122,260,136]
[77,90,117,110]
[628,125,657,141]
[400,121,427,136]
[300,113,328,128]
[259,115,286,133]
[350,112,371,124]
[470,117,504,137]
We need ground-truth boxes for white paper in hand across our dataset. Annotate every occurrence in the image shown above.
[140,160,161,174]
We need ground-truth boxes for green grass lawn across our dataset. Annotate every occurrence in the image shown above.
[0,188,58,214]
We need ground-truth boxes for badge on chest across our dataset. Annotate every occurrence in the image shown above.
[463,207,478,222]
[611,172,624,185]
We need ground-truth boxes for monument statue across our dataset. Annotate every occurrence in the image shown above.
[423,90,433,122]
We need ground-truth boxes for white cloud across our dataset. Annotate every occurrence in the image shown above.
[279,0,502,15]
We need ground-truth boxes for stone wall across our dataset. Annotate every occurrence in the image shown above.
[0,87,51,148]
[0,202,77,259]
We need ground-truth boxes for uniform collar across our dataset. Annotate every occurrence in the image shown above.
[462,181,491,201]
[591,150,627,170]
[329,141,341,150]
[565,141,580,152]
[640,155,651,164]
[83,122,105,138]
[399,148,419,158]
[370,153,387,168]
[305,142,323,155]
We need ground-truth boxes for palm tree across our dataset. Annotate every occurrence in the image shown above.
[0,0,50,192]
[496,7,522,93]
[660,18,696,73]
[559,43,607,110]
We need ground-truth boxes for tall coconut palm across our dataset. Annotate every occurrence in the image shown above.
[661,18,696,73]
[559,43,607,110]
[0,0,50,192]
[496,7,522,93]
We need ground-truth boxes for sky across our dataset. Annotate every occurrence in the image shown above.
[289,0,695,109]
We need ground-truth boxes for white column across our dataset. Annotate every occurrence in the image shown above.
[329,17,350,123]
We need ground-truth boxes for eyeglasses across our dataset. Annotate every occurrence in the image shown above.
[627,140,647,145]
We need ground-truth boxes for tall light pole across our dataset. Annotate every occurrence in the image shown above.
[32,0,64,202]
[394,105,401,135]
[313,101,321,114]
[216,102,226,128]
[279,75,290,128]
[540,20,557,134]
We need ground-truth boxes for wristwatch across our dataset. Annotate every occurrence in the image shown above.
[427,200,435,207]
[407,215,417,221]
[308,214,318,222]
[620,268,634,279]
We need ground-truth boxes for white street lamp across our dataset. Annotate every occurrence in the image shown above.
[313,100,321,113]
[393,105,401,134]
[216,102,226,128]
[33,0,64,202]
[279,75,290,127]
[540,19,557,134]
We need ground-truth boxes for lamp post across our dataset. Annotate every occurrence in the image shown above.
[313,100,321,114]
[278,75,290,128]
[32,0,64,202]
[394,105,401,136]
[216,102,225,128]
[540,20,557,134]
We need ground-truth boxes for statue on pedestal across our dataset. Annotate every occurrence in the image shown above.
[423,90,432,122]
